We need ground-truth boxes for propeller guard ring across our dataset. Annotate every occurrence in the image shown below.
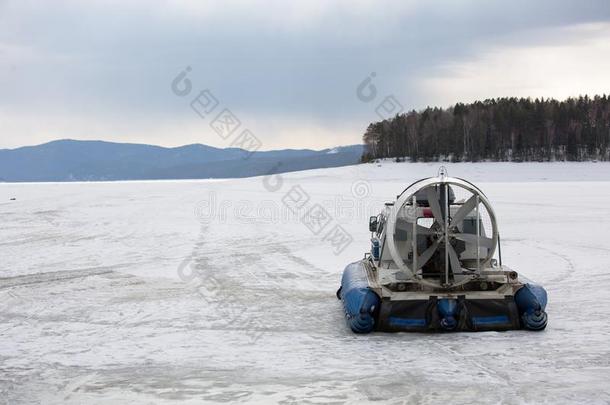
[386,176,499,289]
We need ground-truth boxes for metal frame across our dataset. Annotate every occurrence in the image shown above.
[384,176,499,289]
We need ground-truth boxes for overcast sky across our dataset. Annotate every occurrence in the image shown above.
[1,0,610,150]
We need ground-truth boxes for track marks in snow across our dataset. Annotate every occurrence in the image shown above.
[0,267,121,289]
[529,241,576,284]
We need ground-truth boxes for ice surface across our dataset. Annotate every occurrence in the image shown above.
[1,162,610,404]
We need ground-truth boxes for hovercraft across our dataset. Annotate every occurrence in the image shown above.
[337,168,548,333]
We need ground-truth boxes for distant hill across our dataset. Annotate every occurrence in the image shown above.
[0,140,364,182]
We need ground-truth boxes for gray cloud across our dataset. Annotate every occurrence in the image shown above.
[1,0,609,149]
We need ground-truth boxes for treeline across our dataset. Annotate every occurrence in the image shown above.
[362,95,610,162]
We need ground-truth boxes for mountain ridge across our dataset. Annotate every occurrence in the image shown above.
[0,139,363,182]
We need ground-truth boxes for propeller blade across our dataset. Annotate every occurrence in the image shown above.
[395,220,436,235]
[425,187,444,230]
[450,194,479,227]
[415,238,440,269]
[452,232,494,248]
[447,244,462,273]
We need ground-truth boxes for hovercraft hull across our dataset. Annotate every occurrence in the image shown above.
[338,260,548,333]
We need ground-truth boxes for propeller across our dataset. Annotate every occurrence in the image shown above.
[395,219,437,235]
[451,232,494,248]
[386,176,499,289]
[447,243,462,274]
[415,238,441,270]
[450,194,479,228]
[425,187,445,230]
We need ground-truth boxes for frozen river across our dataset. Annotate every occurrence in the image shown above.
[1,162,610,404]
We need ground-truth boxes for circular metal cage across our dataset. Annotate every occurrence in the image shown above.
[385,175,499,288]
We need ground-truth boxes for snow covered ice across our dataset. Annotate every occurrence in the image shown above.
[1,162,610,404]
